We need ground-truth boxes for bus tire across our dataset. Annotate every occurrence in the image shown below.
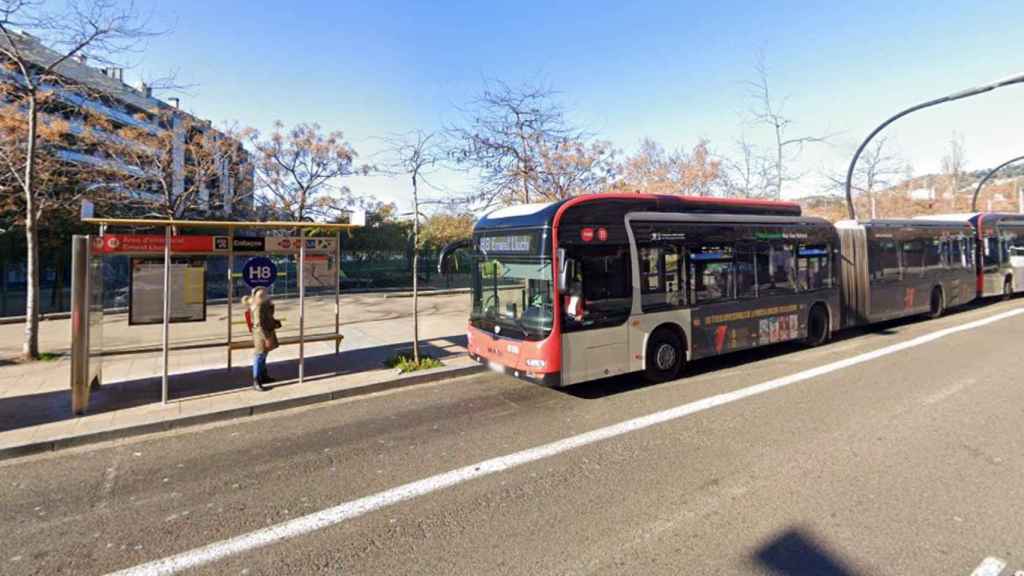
[804,304,830,347]
[644,328,684,383]
[1004,277,1014,300]
[927,287,945,319]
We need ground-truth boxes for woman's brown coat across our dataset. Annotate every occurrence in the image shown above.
[245,288,279,354]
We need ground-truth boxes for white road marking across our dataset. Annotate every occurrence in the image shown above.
[971,557,1007,576]
[105,307,1024,576]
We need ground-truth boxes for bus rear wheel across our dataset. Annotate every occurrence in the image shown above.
[644,329,684,383]
[927,287,945,319]
[1004,277,1014,300]
[804,304,830,347]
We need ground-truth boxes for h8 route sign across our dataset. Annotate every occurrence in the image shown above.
[242,257,277,288]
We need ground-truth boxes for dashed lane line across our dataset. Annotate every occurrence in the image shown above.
[971,557,1007,576]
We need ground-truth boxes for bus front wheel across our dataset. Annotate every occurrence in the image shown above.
[644,329,684,383]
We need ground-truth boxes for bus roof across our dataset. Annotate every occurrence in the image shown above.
[914,212,1024,226]
[837,218,975,230]
[476,193,802,231]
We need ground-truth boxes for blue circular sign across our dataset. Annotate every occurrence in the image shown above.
[242,257,277,288]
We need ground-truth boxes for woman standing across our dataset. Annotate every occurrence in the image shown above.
[243,287,280,391]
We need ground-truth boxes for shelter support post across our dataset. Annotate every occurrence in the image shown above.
[70,235,90,414]
[299,228,306,384]
[227,228,234,371]
[335,230,341,354]
[161,225,171,404]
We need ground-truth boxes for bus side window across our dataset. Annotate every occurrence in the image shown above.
[664,246,683,306]
[902,239,925,276]
[569,245,632,327]
[985,236,1000,267]
[689,243,734,303]
[950,236,962,269]
[639,244,684,311]
[639,246,661,293]
[735,244,756,298]
[924,238,942,270]
[756,242,796,295]
[797,244,830,291]
[871,239,900,281]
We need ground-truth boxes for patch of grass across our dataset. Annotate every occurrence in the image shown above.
[38,352,63,362]
[385,353,443,373]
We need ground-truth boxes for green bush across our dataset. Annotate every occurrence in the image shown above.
[385,353,443,373]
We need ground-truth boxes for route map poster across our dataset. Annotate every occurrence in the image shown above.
[129,258,207,325]
[302,254,337,289]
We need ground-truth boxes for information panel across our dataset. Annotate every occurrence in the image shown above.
[129,258,207,325]
[302,254,337,289]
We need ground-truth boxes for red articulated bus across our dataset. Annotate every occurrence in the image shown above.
[465,194,840,386]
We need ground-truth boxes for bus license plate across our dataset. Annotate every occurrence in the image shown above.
[488,361,505,374]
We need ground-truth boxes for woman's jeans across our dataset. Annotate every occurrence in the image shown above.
[253,352,268,381]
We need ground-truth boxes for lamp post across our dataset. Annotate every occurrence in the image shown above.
[845,73,1024,220]
[971,154,1024,212]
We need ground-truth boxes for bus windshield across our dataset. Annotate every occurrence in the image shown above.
[471,257,553,340]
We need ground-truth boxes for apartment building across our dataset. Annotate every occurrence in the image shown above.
[0,30,253,217]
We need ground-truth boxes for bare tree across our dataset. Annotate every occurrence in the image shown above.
[0,0,153,359]
[746,55,833,199]
[825,136,908,218]
[251,121,367,221]
[718,135,772,198]
[379,130,447,365]
[940,132,967,210]
[449,81,576,207]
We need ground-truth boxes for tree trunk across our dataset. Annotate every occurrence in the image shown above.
[775,126,784,200]
[411,174,420,364]
[22,93,39,360]
[520,133,530,204]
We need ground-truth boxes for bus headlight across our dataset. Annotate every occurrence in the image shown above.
[526,359,546,368]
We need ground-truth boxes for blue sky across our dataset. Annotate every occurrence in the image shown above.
[108,0,1024,210]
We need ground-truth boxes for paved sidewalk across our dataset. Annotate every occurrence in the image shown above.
[0,292,477,458]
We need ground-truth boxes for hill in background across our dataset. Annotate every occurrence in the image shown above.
[799,164,1024,221]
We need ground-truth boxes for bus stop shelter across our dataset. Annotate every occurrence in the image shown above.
[70,217,362,414]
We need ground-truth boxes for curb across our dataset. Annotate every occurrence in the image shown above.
[383,287,471,299]
[0,362,486,462]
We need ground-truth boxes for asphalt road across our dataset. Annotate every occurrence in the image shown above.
[3,299,1024,576]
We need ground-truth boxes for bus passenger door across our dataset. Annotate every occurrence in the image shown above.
[560,246,632,384]
[868,237,904,320]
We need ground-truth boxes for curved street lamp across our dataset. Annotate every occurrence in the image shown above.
[845,73,1024,220]
[971,154,1024,212]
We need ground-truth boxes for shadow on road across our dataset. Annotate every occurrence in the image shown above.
[753,528,863,576]
[0,334,467,433]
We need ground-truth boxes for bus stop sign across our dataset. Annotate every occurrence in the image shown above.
[242,256,277,288]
